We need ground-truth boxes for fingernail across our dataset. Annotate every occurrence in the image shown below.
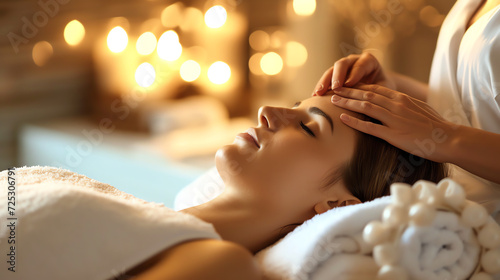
[332,80,340,90]
[331,95,341,102]
[315,84,324,93]
[333,87,343,94]
[345,79,351,86]
[340,114,350,121]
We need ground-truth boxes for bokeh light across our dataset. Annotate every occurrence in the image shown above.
[107,26,128,53]
[270,30,286,48]
[208,61,231,84]
[32,41,53,67]
[157,30,182,61]
[248,53,264,75]
[285,41,308,67]
[204,6,227,28]
[64,20,85,46]
[161,2,184,28]
[136,32,157,55]
[135,62,156,87]
[181,7,204,31]
[419,5,444,27]
[293,0,316,16]
[249,30,270,51]
[180,60,201,82]
[260,52,283,75]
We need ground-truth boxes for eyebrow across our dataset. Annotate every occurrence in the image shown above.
[293,101,334,134]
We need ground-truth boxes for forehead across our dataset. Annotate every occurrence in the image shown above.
[298,95,347,117]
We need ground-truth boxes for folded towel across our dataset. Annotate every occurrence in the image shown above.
[0,166,220,280]
[366,179,500,280]
[396,211,480,279]
[255,196,391,280]
[256,179,500,280]
[311,254,378,280]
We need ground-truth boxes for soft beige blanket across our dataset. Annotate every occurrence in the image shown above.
[0,166,220,280]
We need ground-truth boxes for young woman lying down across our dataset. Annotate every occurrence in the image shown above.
[0,93,447,280]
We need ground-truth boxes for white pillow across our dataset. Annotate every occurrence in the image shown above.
[174,166,224,211]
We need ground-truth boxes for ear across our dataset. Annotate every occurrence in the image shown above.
[314,183,362,215]
[313,200,338,215]
[337,193,361,208]
[313,198,361,215]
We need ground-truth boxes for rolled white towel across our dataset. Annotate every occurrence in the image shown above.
[366,179,500,280]
[397,211,480,280]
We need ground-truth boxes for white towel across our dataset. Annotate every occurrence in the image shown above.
[255,196,391,280]
[255,181,497,280]
[0,166,220,280]
[397,211,480,280]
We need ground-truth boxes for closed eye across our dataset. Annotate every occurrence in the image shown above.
[300,121,316,137]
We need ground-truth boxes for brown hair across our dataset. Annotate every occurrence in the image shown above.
[324,118,448,202]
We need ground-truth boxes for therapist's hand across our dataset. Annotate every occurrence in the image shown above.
[330,84,454,163]
[313,52,396,96]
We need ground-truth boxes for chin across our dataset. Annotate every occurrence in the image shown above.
[215,144,244,183]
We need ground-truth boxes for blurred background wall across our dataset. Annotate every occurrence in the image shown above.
[0,0,456,171]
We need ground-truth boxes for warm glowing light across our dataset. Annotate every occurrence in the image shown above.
[270,30,286,48]
[64,20,85,46]
[285,41,308,67]
[107,26,128,53]
[419,5,444,27]
[208,61,231,84]
[157,30,182,61]
[249,30,270,51]
[163,30,179,42]
[180,60,201,82]
[293,0,316,16]
[204,6,227,28]
[248,53,264,75]
[181,7,203,31]
[136,32,157,55]
[161,2,184,28]
[135,62,156,87]
[32,41,53,67]
[260,52,283,75]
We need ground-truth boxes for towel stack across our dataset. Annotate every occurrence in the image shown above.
[256,179,500,280]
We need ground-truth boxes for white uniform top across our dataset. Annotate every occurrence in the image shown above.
[427,0,500,219]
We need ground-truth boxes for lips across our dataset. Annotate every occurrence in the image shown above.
[245,128,260,148]
[237,128,260,148]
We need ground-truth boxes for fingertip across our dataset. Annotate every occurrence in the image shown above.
[331,94,341,103]
[314,83,324,93]
[331,79,341,90]
[340,113,350,122]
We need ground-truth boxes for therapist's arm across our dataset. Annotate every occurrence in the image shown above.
[328,84,500,184]
[446,125,500,184]
[389,71,429,102]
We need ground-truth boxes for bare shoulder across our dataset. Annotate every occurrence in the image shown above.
[130,239,261,280]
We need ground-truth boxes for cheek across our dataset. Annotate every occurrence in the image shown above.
[258,137,333,185]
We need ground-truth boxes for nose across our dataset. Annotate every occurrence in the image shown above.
[257,106,297,131]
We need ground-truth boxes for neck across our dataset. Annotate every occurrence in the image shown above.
[179,188,289,254]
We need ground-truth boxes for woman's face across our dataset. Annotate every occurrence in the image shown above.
[215,95,359,222]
